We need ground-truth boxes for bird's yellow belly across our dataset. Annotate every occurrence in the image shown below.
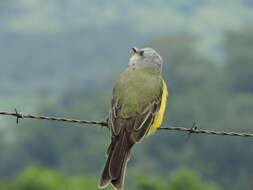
[147,80,167,135]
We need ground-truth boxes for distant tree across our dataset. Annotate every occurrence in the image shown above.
[167,168,219,190]
[3,165,101,190]
[148,34,216,94]
[134,168,220,190]
[134,174,167,190]
[224,28,253,93]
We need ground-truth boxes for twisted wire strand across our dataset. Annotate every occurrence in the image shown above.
[158,126,253,137]
[0,110,253,137]
[0,111,107,127]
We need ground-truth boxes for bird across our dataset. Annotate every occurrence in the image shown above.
[99,47,167,190]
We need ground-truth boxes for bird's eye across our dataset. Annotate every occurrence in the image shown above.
[139,50,144,56]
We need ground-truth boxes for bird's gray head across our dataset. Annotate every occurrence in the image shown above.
[129,47,163,73]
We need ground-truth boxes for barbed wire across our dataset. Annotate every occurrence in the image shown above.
[0,109,253,138]
[0,109,107,127]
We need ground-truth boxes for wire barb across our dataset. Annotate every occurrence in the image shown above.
[186,121,197,141]
[0,110,253,137]
[14,108,23,124]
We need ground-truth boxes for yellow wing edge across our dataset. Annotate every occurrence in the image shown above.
[147,79,168,135]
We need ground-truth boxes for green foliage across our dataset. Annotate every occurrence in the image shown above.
[133,168,220,190]
[167,169,219,190]
[15,166,66,190]
[224,28,253,93]
[134,174,167,190]
[2,166,101,190]
[1,166,219,190]
[149,34,218,94]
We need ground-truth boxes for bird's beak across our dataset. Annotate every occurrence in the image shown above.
[132,47,139,53]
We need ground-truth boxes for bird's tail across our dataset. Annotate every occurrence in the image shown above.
[99,132,132,190]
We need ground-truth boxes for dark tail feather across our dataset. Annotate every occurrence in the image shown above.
[99,140,116,188]
[111,151,130,190]
[99,132,132,190]
[109,132,129,180]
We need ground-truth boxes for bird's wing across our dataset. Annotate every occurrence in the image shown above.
[109,84,162,143]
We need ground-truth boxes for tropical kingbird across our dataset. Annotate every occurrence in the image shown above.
[99,47,167,190]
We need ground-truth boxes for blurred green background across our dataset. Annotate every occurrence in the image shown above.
[1,0,253,189]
